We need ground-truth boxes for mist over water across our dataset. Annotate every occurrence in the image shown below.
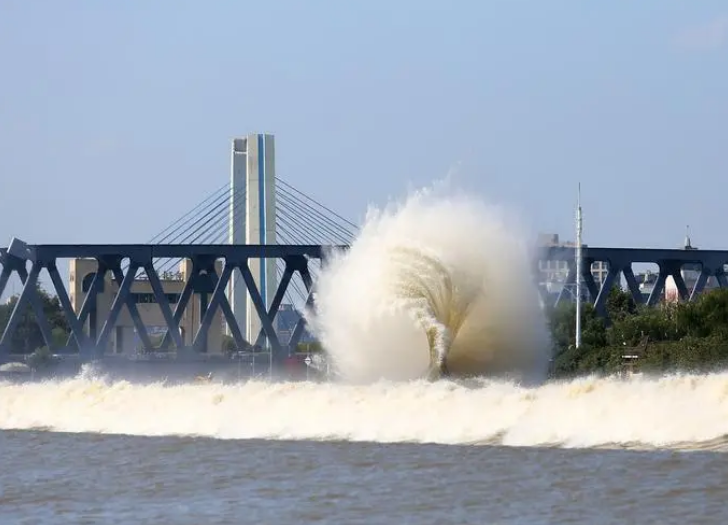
[308,185,551,382]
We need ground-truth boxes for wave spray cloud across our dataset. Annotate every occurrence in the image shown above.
[308,185,552,382]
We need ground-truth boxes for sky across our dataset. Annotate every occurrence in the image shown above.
[1,0,727,297]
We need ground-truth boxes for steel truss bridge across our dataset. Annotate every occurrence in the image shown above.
[0,174,362,363]
[3,240,728,363]
[0,239,343,362]
[540,245,728,314]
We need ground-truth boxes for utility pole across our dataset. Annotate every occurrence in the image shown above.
[575,183,583,349]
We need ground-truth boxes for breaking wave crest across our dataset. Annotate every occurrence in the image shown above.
[307,185,551,382]
[2,372,728,451]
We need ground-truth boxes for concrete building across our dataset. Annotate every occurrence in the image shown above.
[537,233,609,299]
[228,133,278,345]
[68,258,224,355]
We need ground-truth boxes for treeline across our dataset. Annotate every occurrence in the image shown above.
[547,286,728,378]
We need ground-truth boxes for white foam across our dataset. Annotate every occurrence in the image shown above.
[2,373,728,450]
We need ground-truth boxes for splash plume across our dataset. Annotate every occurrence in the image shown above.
[307,185,552,383]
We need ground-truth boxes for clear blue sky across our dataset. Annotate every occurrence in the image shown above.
[1,1,726,284]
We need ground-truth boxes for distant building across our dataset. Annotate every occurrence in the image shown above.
[635,270,659,301]
[69,258,224,355]
[537,233,609,302]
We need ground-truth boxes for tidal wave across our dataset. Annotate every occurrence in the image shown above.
[2,372,728,451]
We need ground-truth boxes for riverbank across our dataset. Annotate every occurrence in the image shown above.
[548,287,728,380]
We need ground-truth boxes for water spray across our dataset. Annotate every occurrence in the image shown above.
[309,186,552,383]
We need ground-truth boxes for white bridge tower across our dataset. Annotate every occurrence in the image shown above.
[228,133,278,346]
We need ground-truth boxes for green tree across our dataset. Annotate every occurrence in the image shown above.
[691,288,728,337]
[548,285,728,378]
[605,286,636,320]
[546,300,606,354]
[546,299,608,377]
[0,284,70,354]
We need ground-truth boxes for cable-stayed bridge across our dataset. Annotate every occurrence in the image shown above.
[125,175,357,351]
[0,134,357,364]
[138,175,356,321]
[3,133,728,367]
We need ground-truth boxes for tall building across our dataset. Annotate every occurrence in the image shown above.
[228,134,278,345]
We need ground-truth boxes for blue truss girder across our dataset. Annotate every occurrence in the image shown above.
[3,240,728,360]
[537,245,728,316]
[0,239,334,361]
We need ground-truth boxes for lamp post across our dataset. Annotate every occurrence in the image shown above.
[575,183,583,349]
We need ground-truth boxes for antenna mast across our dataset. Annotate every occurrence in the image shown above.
[575,183,583,349]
